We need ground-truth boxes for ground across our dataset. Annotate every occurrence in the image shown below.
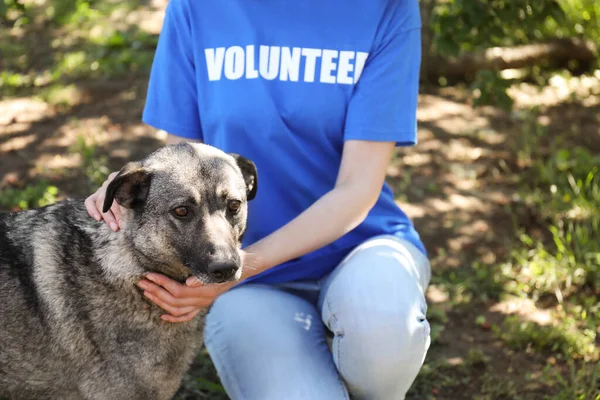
[1,1,599,399]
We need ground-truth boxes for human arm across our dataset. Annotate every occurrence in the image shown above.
[138,140,396,322]
[241,140,395,276]
[106,0,423,321]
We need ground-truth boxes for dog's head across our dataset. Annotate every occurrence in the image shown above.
[102,142,257,284]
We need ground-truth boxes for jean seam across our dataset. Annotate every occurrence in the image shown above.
[324,298,351,400]
[418,295,431,349]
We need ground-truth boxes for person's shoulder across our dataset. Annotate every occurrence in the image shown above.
[166,0,190,12]
[379,0,421,32]
[163,0,207,28]
[165,0,203,15]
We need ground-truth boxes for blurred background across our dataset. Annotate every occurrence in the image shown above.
[0,0,599,398]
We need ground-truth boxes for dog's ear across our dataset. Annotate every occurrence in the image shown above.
[229,154,258,201]
[102,162,151,213]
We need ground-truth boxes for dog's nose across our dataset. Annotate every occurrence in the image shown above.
[207,261,239,282]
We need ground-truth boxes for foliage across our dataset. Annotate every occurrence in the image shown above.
[471,70,515,111]
[504,141,600,301]
[0,0,155,98]
[495,315,598,361]
[0,0,25,21]
[70,135,110,189]
[0,183,59,211]
[49,30,157,80]
[432,0,567,55]
[417,107,600,396]
[431,260,506,304]
[548,0,600,43]
[488,110,600,364]
[542,361,600,400]
[50,0,100,25]
[428,0,600,109]
[431,0,600,57]
[174,349,227,400]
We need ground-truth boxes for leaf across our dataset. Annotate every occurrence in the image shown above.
[548,0,567,24]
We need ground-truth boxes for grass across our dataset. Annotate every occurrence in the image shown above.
[543,361,600,400]
[495,314,598,361]
[69,134,111,189]
[48,30,157,81]
[495,108,598,312]
[174,349,227,400]
[1,0,157,100]
[0,182,59,211]
[493,110,600,381]
[407,106,600,398]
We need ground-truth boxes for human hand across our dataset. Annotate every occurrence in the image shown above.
[84,171,123,231]
[137,273,236,323]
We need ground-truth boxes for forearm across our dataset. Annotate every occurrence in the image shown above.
[242,182,377,278]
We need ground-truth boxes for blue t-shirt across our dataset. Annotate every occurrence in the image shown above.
[142,0,426,284]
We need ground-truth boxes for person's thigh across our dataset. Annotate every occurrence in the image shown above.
[204,284,349,400]
[319,236,431,400]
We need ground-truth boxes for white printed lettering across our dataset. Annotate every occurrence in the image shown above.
[205,45,369,85]
[301,48,322,83]
[320,49,338,84]
[205,47,225,81]
[354,52,369,83]
[337,51,355,84]
[224,46,245,80]
[280,47,301,82]
[259,45,280,80]
[245,45,259,79]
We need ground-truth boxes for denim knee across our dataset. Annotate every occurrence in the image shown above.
[340,300,430,366]
[320,236,432,399]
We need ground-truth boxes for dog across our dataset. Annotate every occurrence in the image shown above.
[0,142,257,400]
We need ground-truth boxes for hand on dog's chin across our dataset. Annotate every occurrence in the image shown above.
[186,276,203,287]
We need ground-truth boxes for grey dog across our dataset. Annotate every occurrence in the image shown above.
[0,142,257,400]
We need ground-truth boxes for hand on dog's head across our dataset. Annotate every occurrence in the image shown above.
[103,162,150,213]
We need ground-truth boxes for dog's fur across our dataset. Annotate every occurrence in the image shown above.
[0,142,257,400]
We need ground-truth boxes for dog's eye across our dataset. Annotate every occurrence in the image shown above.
[172,207,189,218]
[227,200,241,213]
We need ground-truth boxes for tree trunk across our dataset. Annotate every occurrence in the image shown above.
[422,38,598,81]
[419,0,438,82]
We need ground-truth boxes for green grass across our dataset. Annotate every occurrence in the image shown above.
[429,260,506,305]
[69,134,110,189]
[1,0,157,101]
[501,146,598,314]
[49,31,157,81]
[543,361,600,400]
[35,83,82,109]
[410,107,600,398]
[0,182,59,211]
[175,350,227,400]
[494,314,598,361]
[407,358,470,399]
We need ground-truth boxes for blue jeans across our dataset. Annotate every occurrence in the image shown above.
[204,236,431,399]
